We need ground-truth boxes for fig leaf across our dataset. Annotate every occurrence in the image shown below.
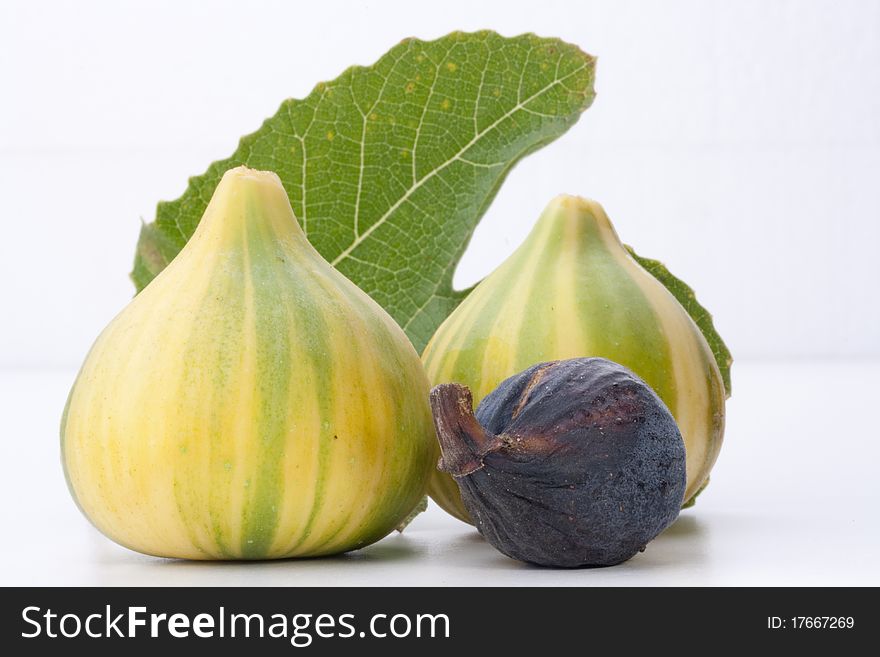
[132,31,596,353]
[627,247,733,396]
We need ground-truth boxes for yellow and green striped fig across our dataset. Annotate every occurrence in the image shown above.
[61,166,436,560]
[423,195,726,524]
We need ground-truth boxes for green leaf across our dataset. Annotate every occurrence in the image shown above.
[626,247,733,396]
[132,31,597,352]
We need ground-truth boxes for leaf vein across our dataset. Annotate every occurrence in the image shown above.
[330,60,589,268]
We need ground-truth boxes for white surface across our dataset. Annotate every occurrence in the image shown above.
[2,0,880,368]
[3,360,877,586]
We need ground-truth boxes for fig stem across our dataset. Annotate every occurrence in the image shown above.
[430,384,502,477]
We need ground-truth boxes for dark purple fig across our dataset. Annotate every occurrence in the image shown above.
[430,357,686,567]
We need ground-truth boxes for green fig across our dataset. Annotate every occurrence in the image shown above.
[62,167,436,559]
[422,195,727,523]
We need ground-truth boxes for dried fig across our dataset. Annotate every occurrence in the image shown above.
[430,358,686,567]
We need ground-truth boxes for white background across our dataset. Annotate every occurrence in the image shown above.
[0,0,878,586]
[1,0,878,367]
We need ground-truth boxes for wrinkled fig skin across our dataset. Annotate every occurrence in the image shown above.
[430,358,686,568]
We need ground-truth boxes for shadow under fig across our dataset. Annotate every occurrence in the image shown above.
[93,511,710,581]
[161,533,424,568]
[615,512,711,571]
[441,511,711,572]
[658,513,707,539]
[93,532,427,585]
